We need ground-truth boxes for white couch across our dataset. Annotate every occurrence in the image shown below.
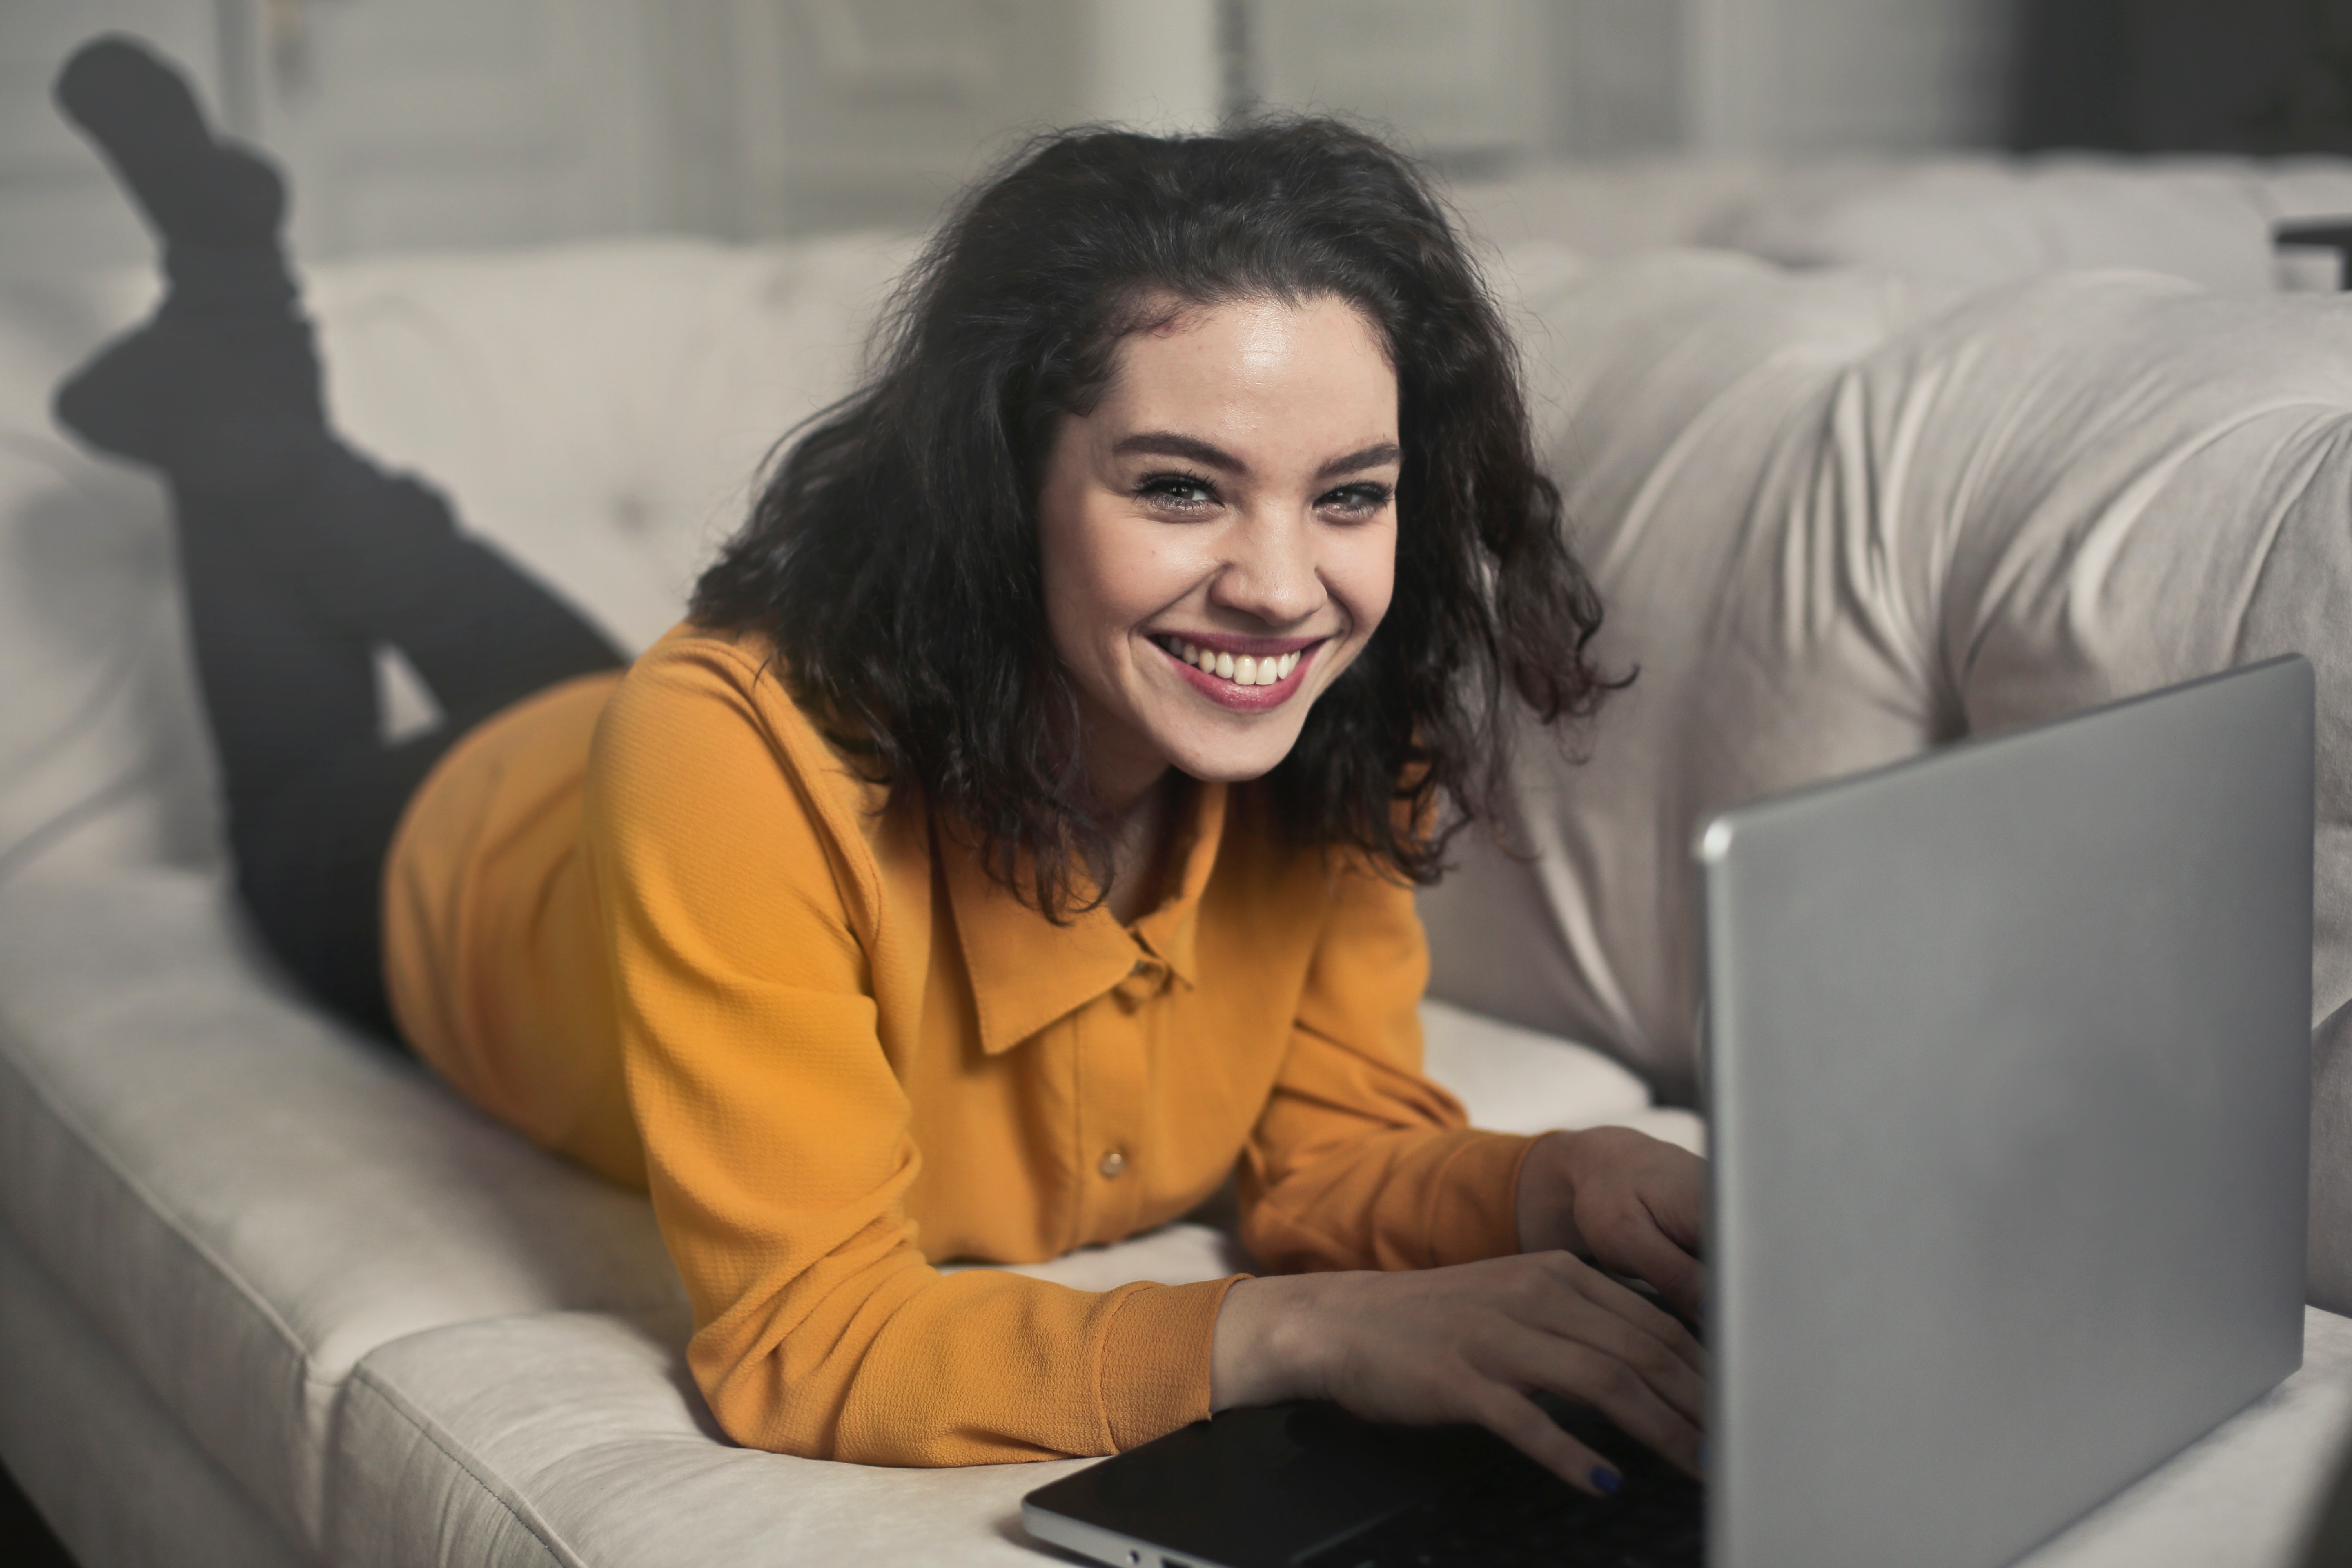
[4,158,2352,1566]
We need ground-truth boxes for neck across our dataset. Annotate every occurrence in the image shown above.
[1090,765,1177,926]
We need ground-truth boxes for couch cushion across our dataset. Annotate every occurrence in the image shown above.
[0,856,1679,1558]
[0,1219,307,1568]
[0,863,687,1554]
[328,1311,1090,1568]
[1423,249,1955,1098]
[327,1306,2352,1568]
[1423,248,2352,1307]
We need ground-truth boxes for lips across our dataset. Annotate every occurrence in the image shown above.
[1152,634,1320,711]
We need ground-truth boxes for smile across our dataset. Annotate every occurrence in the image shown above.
[1158,635,1305,686]
[1151,634,1321,710]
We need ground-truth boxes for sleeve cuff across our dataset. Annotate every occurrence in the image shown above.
[1096,1275,1245,1452]
[1424,1129,1537,1267]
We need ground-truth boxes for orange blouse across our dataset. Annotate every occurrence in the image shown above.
[383,622,1535,1466]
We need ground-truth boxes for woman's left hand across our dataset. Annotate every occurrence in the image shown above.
[1515,1126,1707,1321]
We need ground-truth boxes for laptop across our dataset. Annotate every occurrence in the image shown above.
[1024,656,2314,1568]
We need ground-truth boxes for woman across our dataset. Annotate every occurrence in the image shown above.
[54,36,1706,1496]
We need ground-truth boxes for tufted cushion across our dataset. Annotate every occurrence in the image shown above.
[1425,247,2352,1309]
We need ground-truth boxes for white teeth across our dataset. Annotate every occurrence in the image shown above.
[1168,639,1309,686]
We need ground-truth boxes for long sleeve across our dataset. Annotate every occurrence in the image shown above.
[582,635,1233,1465]
[1238,854,1536,1273]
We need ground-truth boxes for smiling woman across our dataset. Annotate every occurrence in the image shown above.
[51,35,1706,1505]
[1035,295,1401,917]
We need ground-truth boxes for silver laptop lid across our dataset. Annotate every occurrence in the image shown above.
[1698,656,2313,1568]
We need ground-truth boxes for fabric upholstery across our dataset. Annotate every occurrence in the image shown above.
[1454,154,2352,291]
[1723,155,2352,292]
[1426,246,2352,1309]
[0,863,686,1553]
[0,1220,305,1568]
[6,182,2351,1560]
[0,858,1666,1557]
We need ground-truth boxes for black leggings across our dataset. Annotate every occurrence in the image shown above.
[179,446,622,1039]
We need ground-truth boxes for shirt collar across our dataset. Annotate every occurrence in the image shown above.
[944,780,1229,1054]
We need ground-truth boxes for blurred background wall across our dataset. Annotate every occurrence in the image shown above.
[0,0,2012,274]
[2,0,2343,276]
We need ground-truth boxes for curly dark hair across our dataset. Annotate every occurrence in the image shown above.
[692,116,1612,918]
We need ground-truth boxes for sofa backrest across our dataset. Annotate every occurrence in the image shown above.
[1431,245,2352,1310]
[0,233,915,882]
[1457,154,2352,292]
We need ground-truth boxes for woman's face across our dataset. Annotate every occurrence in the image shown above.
[1036,293,1400,806]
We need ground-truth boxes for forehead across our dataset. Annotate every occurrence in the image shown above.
[1093,294,1397,441]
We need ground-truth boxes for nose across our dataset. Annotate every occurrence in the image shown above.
[1210,508,1324,627]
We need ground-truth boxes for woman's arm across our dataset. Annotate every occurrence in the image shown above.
[1224,855,1707,1492]
[1209,1253,1705,1494]
[585,636,1238,1464]
[1514,1125,1708,1318]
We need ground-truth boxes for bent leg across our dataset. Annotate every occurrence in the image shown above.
[54,36,621,1036]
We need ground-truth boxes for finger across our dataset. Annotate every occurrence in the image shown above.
[1530,1339,1706,1481]
[1610,1219,1712,1328]
[1523,1294,1707,1426]
[1472,1387,1630,1497]
[1566,1261,1709,1379]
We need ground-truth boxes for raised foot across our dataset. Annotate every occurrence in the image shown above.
[54,33,284,248]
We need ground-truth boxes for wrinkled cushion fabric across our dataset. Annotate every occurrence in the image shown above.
[1427,248,2352,1307]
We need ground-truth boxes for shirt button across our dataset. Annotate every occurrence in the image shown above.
[1098,1148,1128,1179]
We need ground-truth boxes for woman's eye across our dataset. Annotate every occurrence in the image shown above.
[1318,482,1392,517]
[1137,472,1218,509]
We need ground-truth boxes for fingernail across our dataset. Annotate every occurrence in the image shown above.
[1590,1466,1622,1496]
[1697,1442,1711,1474]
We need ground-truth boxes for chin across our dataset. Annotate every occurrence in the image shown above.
[1159,722,1309,785]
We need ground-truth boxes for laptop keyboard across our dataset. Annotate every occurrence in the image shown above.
[1292,1410,1703,1568]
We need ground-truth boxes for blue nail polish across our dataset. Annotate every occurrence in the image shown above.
[1697,1442,1711,1474]
[1591,1466,1623,1496]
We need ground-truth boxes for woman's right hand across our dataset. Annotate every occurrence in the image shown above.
[1209,1253,1707,1494]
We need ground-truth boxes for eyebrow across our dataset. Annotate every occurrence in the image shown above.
[1314,442,1402,481]
[1111,432,1402,482]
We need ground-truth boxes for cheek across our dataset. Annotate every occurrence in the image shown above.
[1039,501,1174,677]
[1071,524,1209,644]
[1332,524,1399,637]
